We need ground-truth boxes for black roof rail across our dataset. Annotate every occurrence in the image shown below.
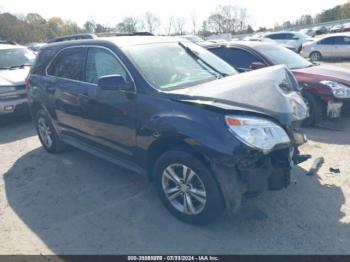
[0,40,18,45]
[47,33,97,43]
[47,32,154,44]
[96,32,154,37]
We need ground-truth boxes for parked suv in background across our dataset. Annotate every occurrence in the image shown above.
[263,32,313,52]
[27,36,307,224]
[0,42,36,116]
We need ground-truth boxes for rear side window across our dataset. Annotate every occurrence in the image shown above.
[319,37,336,45]
[31,48,56,75]
[47,47,85,80]
[265,34,285,40]
[344,37,350,44]
[210,47,262,70]
[332,36,350,45]
[85,47,127,84]
[284,33,294,40]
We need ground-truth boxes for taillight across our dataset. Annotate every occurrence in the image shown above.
[25,77,29,89]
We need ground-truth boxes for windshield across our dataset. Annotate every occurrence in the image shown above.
[255,44,312,69]
[124,41,237,90]
[0,48,36,69]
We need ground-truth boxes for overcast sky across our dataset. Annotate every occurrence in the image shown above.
[0,0,349,30]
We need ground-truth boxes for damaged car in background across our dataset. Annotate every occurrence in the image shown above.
[27,36,308,224]
[202,41,350,126]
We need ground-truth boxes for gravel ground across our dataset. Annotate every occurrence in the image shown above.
[0,63,349,255]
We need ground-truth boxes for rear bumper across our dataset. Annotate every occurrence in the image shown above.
[0,98,28,115]
[300,49,310,58]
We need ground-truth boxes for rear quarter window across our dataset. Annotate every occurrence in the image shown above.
[47,47,85,81]
[30,48,57,75]
[319,37,335,45]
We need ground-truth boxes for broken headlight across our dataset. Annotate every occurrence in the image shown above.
[320,81,350,98]
[290,93,308,120]
[225,115,290,153]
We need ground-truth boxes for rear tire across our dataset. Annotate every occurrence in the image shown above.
[310,51,322,62]
[35,109,67,153]
[154,149,224,225]
[302,92,325,126]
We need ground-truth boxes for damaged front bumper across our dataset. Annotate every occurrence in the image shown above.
[236,147,293,193]
[212,134,309,214]
[327,100,343,119]
[212,146,294,214]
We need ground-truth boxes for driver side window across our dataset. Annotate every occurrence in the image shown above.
[85,47,128,84]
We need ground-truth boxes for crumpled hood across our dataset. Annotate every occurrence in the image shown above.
[168,65,307,126]
[0,68,30,86]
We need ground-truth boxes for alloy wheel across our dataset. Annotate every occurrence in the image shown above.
[37,117,53,148]
[162,164,207,215]
[310,52,321,61]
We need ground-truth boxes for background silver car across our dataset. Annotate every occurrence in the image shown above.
[263,31,314,52]
[301,33,350,61]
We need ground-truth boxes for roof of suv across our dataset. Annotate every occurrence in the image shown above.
[42,36,185,50]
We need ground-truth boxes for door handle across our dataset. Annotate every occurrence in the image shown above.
[46,86,55,93]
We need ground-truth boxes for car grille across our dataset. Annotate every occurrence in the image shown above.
[0,84,27,100]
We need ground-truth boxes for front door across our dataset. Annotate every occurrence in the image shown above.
[78,46,137,160]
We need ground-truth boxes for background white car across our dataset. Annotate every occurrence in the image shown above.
[301,33,350,61]
[263,31,314,52]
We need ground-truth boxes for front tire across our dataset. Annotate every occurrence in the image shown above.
[154,149,224,225]
[35,109,67,153]
[302,92,325,126]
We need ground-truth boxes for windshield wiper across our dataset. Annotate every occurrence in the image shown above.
[9,64,31,69]
[178,42,228,79]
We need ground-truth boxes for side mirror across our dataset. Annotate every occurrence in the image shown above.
[249,62,266,70]
[97,75,131,91]
[292,36,299,40]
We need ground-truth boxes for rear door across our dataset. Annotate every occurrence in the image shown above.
[283,33,298,48]
[337,36,350,58]
[46,46,88,138]
[318,37,342,58]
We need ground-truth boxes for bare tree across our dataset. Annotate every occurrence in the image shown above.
[174,17,186,35]
[143,12,160,33]
[83,20,96,33]
[238,8,248,31]
[116,16,140,33]
[190,12,197,35]
[205,5,248,34]
[165,16,175,35]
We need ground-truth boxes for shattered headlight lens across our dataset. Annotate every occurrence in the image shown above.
[290,93,308,120]
[320,81,350,98]
[225,115,290,153]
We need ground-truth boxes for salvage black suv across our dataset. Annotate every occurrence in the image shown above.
[27,36,308,224]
